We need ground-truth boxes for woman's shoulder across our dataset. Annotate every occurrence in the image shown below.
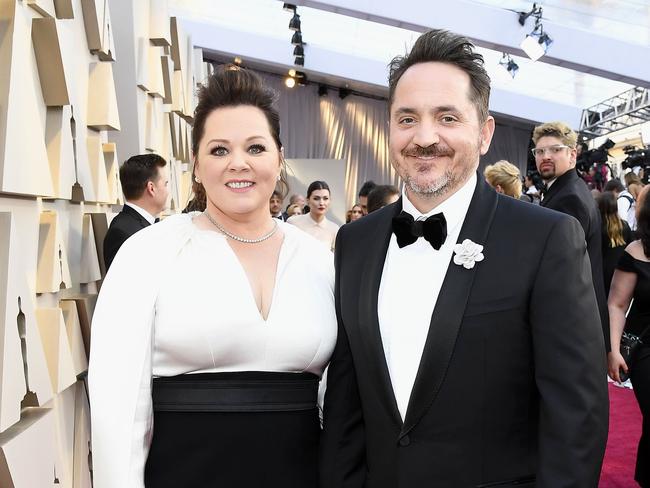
[280,222,333,260]
[625,240,650,262]
[115,213,196,257]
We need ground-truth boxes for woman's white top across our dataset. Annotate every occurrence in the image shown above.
[88,213,337,488]
[287,213,340,251]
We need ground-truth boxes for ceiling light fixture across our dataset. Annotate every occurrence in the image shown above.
[291,31,302,46]
[499,53,519,78]
[294,55,304,66]
[285,76,296,88]
[517,3,542,26]
[283,3,296,12]
[293,44,304,57]
[289,12,301,31]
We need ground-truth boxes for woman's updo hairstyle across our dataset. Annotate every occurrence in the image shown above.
[190,65,288,206]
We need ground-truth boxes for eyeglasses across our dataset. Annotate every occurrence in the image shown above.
[532,145,572,157]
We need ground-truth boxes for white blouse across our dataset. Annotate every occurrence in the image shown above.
[88,214,337,488]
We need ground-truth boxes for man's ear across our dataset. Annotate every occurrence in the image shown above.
[479,115,496,155]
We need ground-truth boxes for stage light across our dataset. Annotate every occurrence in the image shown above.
[293,44,304,57]
[291,31,302,45]
[294,55,304,66]
[283,3,296,12]
[339,87,350,99]
[233,56,242,65]
[289,13,301,31]
[517,3,541,26]
[318,85,328,97]
[285,76,296,88]
[499,53,519,78]
[520,34,545,61]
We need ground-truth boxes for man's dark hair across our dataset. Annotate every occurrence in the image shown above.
[388,29,491,123]
[119,153,167,200]
[367,185,400,214]
[358,180,377,198]
[271,190,282,199]
[603,179,624,193]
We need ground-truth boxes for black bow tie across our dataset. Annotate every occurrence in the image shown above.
[392,211,447,250]
[154,217,160,223]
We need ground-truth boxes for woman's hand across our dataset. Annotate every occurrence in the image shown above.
[607,350,629,383]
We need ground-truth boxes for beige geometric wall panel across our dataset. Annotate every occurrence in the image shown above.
[62,295,97,359]
[182,36,195,120]
[86,131,110,203]
[184,119,192,163]
[53,0,74,19]
[36,211,72,293]
[161,54,173,104]
[149,0,170,46]
[31,17,70,106]
[59,301,87,376]
[145,95,164,153]
[168,113,178,158]
[88,213,108,278]
[171,69,186,116]
[87,62,120,131]
[192,47,206,109]
[102,142,120,204]
[52,384,76,488]
[78,214,101,284]
[45,106,76,200]
[0,2,55,198]
[148,44,165,98]
[35,308,76,394]
[24,0,55,18]
[0,210,53,432]
[136,36,150,92]
[80,0,115,60]
[0,408,55,488]
[72,381,91,488]
[170,16,182,70]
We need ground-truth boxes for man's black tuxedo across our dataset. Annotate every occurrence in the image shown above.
[103,205,151,270]
[541,169,609,350]
[320,177,608,488]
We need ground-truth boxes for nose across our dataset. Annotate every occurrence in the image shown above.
[411,118,439,148]
[227,149,250,171]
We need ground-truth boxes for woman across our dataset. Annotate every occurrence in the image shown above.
[483,160,522,199]
[89,67,337,488]
[286,202,303,217]
[608,185,650,487]
[346,204,363,223]
[626,171,644,200]
[287,180,339,251]
[597,191,633,294]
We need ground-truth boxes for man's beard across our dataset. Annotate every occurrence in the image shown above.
[396,144,475,199]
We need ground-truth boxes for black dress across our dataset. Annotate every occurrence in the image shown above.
[617,251,650,486]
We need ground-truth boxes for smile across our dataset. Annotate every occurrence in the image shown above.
[226,181,254,189]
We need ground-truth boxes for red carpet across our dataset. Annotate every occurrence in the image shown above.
[600,382,643,487]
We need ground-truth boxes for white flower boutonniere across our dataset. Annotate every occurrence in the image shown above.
[453,239,485,269]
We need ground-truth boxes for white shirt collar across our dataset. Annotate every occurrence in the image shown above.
[401,173,477,234]
[125,202,156,225]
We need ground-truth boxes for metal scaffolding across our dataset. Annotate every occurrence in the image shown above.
[580,87,650,140]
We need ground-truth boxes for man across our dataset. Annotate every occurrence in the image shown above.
[357,180,377,215]
[366,184,399,214]
[534,122,610,349]
[321,29,607,488]
[282,193,306,220]
[269,190,284,220]
[103,153,169,270]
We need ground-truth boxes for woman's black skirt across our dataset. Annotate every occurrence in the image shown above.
[144,371,320,488]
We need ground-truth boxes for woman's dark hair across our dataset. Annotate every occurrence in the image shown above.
[306,180,330,198]
[637,188,650,256]
[597,191,625,248]
[388,29,490,123]
[189,65,288,208]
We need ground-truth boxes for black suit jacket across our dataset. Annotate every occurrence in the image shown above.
[541,169,610,350]
[321,177,608,488]
[103,205,151,270]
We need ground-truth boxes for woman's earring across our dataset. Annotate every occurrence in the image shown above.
[195,176,201,184]
[277,175,281,181]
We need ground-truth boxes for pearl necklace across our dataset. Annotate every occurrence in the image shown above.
[203,211,278,244]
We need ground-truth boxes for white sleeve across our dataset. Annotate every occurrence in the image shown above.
[617,196,630,222]
[89,232,158,488]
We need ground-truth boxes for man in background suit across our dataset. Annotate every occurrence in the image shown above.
[320,29,608,488]
[103,153,169,270]
[535,122,610,349]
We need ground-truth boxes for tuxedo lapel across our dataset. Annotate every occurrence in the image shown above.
[540,169,576,208]
[401,177,498,436]
[359,201,403,427]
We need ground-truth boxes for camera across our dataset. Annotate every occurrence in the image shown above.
[576,139,614,173]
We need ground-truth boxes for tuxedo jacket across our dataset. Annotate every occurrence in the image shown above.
[103,205,151,270]
[541,169,609,350]
[320,177,608,488]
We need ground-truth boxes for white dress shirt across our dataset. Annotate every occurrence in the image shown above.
[378,174,476,420]
[124,201,156,225]
[88,214,336,488]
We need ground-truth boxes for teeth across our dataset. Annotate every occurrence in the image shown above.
[227,181,253,189]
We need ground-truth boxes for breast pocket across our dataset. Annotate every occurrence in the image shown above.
[464,293,523,318]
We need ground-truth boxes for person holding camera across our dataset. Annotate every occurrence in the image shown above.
[608,185,650,487]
